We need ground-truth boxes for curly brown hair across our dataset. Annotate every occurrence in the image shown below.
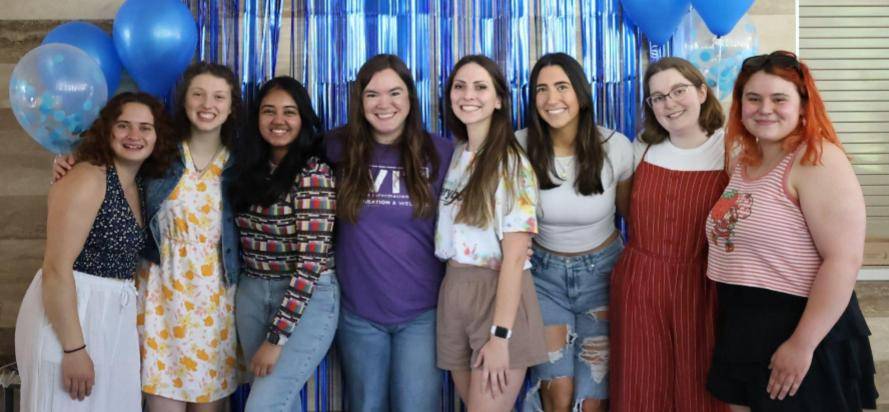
[74,92,176,177]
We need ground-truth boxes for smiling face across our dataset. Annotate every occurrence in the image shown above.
[258,88,302,159]
[184,73,233,133]
[741,71,802,145]
[449,62,502,127]
[110,102,157,164]
[362,68,410,142]
[647,68,707,137]
[534,65,581,132]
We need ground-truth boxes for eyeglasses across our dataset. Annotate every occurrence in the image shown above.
[645,84,693,107]
[741,51,802,75]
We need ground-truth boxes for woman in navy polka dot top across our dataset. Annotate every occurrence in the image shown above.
[15,92,176,411]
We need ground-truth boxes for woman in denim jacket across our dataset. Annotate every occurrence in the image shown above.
[137,62,243,411]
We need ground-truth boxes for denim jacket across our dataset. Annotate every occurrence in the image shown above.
[143,148,240,286]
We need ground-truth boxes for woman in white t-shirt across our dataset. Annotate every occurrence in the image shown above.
[608,57,729,412]
[516,53,632,412]
[434,54,547,412]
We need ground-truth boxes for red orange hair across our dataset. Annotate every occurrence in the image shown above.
[725,51,843,168]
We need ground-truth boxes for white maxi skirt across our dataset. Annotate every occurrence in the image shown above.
[15,270,141,412]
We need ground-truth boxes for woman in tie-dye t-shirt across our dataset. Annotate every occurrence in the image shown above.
[434,54,546,412]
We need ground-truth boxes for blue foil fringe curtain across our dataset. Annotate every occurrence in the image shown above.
[290,0,643,138]
[184,0,284,103]
[184,0,645,139]
[183,0,652,142]
[183,0,651,410]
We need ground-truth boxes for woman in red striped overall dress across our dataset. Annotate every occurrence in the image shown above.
[609,57,729,412]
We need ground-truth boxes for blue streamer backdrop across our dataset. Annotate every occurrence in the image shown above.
[184,0,648,410]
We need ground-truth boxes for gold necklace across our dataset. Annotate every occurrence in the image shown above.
[190,146,223,174]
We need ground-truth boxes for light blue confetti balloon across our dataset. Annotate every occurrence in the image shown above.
[8,43,108,154]
[671,10,759,101]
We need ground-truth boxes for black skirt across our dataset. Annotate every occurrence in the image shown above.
[706,283,879,411]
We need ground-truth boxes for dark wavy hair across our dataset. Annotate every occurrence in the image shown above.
[526,53,607,195]
[640,57,724,144]
[337,54,439,222]
[75,92,176,177]
[172,62,242,149]
[444,54,528,228]
[232,76,324,210]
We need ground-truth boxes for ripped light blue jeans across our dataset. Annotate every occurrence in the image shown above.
[524,238,624,411]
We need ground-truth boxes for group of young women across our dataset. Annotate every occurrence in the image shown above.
[15,47,878,412]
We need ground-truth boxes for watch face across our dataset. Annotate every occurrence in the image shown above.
[493,326,510,339]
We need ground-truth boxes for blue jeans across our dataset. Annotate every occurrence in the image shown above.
[524,238,624,410]
[235,272,339,412]
[336,307,442,412]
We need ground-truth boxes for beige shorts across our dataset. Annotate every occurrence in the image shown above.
[436,265,548,371]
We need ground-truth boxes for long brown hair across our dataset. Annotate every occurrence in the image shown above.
[726,50,842,168]
[76,92,176,178]
[640,57,724,144]
[444,55,529,228]
[526,53,606,195]
[337,54,440,222]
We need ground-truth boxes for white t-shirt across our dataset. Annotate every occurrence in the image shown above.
[434,146,538,270]
[515,127,634,253]
[632,129,725,171]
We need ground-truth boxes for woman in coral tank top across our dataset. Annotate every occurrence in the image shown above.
[706,50,878,411]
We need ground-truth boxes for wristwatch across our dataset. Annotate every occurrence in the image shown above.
[490,325,512,340]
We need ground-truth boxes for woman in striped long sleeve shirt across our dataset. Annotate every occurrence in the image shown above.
[231,76,338,411]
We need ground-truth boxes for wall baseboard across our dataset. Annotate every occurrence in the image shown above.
[859,267,889,281]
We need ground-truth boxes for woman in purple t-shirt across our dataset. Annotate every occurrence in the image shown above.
[325,54,454,412]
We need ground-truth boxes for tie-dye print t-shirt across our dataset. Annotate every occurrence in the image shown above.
[435,145,538,270]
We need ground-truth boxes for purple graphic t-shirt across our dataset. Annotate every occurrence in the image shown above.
[326,129,454,325]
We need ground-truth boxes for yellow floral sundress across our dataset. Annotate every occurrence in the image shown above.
[137,143,238,402]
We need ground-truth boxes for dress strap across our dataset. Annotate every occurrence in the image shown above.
[105,164,121,191]
[103,165,126,208]
[777,147,803,205]
[640,142,652,162]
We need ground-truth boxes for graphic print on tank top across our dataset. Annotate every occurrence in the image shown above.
[708,189,754,253]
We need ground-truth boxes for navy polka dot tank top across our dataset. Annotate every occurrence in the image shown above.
[72,166,146,280]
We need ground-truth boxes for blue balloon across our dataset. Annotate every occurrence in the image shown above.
[691,0,754,37]
[113,0,197,97]
[672,10,759,100]
[42,22,123,94]
[621,0,691,45]
[8,44,108,154]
